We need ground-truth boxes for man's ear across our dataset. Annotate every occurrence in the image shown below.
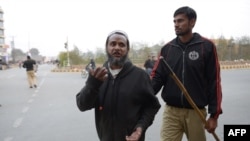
[190,18,196,28]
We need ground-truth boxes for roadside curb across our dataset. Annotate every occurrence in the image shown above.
[221,64,250,70]
[51,68,81,72]
[51,64,250,72]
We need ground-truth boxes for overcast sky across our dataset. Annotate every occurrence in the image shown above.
[1,0,250,57]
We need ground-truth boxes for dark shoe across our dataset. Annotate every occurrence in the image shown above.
[34,85,37,88]
[30,86,33,88]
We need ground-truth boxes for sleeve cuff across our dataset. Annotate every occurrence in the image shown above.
[210,113,219,119]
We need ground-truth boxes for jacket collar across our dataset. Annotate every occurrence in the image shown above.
[103,59,134,79]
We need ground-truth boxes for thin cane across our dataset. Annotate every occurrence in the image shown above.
[159,56,220,141]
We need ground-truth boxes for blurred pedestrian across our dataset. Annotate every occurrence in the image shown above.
[18,60,23,68]
[85,58,96,72]
[23,55,37,88]
[151,55,157,66]
[55,59,60,68]
[76,30,161,141]
[0,58,7,70]
[144,56,154,76]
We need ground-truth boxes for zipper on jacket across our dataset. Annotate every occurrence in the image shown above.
[175,37,203,108]
[174,44,185,108]
[181,51,185,107]
[111,78,116,141]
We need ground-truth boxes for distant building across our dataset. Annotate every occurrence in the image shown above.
[0,6,7,63]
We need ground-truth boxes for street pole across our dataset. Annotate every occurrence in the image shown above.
[67,48,70,67]
[10,36,15,63]
[65,37,70,67]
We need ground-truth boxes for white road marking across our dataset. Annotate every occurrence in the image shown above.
[7,74,15,79]
[39,78,45,87]
[27,99,34,103]
[3,137,14,141]
[22,106,30,113]
[4,70,49,139]
[13,117,23,128]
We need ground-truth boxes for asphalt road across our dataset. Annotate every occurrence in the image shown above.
[0,64,250,141]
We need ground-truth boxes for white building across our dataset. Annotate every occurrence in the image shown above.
[0,6,7,62]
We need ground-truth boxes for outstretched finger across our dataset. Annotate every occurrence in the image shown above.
[95,67,107,78]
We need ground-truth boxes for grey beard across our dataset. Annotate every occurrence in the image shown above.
[107,53,128,68]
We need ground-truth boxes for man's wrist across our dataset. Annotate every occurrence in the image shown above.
[210,113,219,119]
[135,127,143,135]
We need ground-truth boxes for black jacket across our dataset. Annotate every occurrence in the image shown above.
[23,59,36,71]
[144,59,154,69]
[76,60,161,141]
[152,33,222,119]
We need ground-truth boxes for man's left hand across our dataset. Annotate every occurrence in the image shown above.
[205,117,217,133]
[125,127,142,141]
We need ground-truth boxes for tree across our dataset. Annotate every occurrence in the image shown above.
[216,35,228,61]
[11,48,26,62]
[227,37,235,61]
[237,36,250,60]
[58,51,68,67]
[95,48,106,64]
[58,46,87,67]
[73,45,81,56]
[69,46,85,65]
[29,48,40,56]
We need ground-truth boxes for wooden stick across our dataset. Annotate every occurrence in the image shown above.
[160,57,220,141]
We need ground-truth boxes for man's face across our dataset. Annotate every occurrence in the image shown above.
[174,13,195,36]
[106,34,128,67]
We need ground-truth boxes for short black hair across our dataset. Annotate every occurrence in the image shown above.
[174,6,197,21]
[27,55,31,59]
[105,30,130,49]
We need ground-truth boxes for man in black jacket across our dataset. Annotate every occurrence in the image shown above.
[23,55,37,88]
[144,56,154,76]
[151,6,222,141]
[76,30,161,141]
[0,58,7,70]
[85,58,96,72]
